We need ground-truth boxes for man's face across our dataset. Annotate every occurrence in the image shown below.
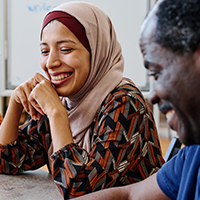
[139,9,200,145]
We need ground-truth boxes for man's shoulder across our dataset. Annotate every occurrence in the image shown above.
[160,144,200,176]
[183,144,200,158]
[157,144,200,199]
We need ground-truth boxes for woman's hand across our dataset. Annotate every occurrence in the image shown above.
[0,76,43,144]
[29,73,73,151]
[29,73,64,118]
[11,76,43,120]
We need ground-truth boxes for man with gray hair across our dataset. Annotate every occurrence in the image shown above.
[73,0,200,199]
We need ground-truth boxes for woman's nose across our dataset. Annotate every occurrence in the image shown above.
[148,89,160,105]
[46,51,61,69]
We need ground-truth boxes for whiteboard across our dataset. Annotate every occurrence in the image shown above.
[7,0,149,90]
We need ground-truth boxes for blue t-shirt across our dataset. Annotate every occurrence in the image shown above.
[157,145,200,200]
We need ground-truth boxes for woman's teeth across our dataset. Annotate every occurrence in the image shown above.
[166,109,175,120]
[51,74,70,81]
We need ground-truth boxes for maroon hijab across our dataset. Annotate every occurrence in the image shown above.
[41,11,90,53]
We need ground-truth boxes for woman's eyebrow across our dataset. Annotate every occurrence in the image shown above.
[40,40,76,46]
[57,40,76,44]
[40,42,47,46]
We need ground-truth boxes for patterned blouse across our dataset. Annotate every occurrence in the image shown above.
[0,84,164,199]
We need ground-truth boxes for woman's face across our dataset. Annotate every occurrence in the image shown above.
[40,20,90,97]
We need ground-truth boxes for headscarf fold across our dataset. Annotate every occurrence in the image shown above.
[41,2,134,153]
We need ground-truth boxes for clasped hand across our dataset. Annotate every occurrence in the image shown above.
[12,73,60,120]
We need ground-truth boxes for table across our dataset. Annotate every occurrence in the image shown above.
[0,169,63,200]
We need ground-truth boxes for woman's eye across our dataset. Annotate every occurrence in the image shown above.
[61,48,73,53]
[41,50,49,55]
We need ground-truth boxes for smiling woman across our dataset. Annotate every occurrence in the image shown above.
[0,2,164,199]
[40,18,91,98]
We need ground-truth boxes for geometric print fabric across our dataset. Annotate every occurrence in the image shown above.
[0,84,164,199]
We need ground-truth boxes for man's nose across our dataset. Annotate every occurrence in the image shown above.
[148,89,160,105]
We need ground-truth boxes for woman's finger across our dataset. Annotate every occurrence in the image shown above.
[28,85,45,115]
[15,78,42,120]
[33,72,48,84]
[15,88,30,114]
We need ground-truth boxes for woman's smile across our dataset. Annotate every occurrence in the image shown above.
[50,72,73,86]
[51,73,71,81]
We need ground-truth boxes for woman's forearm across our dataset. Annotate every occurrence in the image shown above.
[48,108,73,152]
[0,98,23,145]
